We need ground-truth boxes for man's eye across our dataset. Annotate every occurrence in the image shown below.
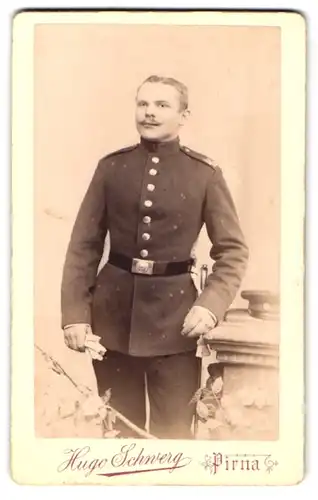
[159,103,169,108]
[138,102,147,107]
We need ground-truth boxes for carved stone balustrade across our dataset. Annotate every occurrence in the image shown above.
[199,291,280,441]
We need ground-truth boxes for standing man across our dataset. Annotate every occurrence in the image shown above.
[61,75,249,439]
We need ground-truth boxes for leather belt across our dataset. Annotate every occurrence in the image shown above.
[108,252,194,276]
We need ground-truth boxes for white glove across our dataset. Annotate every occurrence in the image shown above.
[181,306,217,338]
[84,333,107,360]
[64,324,107,360]
[63,323,91,352]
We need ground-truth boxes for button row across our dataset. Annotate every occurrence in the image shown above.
[140,159,159,258]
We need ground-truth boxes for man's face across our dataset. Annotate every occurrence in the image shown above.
[135,82,188,142]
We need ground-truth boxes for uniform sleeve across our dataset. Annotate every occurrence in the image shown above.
[194,167,249,321]
[61,160,108,327]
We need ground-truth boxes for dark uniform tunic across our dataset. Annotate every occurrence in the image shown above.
[61,137,249,358]
[61,137,248,438]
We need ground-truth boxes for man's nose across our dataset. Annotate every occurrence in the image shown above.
[145,104,156,117]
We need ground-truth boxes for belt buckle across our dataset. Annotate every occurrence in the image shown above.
[132,258,155,275]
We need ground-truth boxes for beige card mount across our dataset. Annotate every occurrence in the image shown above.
[11,10,305,486]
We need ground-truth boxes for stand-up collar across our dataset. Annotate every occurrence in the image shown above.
[139,136,180,157]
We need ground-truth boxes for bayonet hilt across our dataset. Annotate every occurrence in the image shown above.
[200,264,209,291]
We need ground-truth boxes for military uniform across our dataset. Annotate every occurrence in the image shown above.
[61,137,248,438]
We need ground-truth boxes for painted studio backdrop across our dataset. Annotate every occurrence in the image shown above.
[34,24,280,353]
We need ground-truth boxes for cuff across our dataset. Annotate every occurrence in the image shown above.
[64,323,91,330]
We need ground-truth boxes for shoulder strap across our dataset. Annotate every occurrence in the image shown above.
[180,145,219,170]
[105,144,138,159]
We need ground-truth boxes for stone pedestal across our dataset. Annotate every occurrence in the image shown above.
[202,315,280,440]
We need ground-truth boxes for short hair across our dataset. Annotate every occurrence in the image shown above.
[137,75,189,111]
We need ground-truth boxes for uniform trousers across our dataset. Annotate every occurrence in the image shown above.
[93,349,200,439]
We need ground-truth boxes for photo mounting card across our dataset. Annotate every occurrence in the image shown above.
[11,9,305,486]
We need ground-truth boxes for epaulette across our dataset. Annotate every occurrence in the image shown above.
[180,145,219,170]
[104,144,138,159]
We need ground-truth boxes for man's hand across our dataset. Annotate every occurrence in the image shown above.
[63,323,91,352]
[181,306,217,338]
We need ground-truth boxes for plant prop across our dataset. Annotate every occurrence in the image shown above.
[35,344,157,439]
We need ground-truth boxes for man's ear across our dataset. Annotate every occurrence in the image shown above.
[180,108,190,126]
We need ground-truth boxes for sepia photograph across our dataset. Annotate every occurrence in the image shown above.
[11,10,305,485]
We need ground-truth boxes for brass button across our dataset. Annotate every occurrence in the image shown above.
[143,216,151,223]
[140,249,148,258]
[149,169,157,176]
[142,233,151,241]
[144,200,153,208]
[147,184,155,192]
[152,157,160,164]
